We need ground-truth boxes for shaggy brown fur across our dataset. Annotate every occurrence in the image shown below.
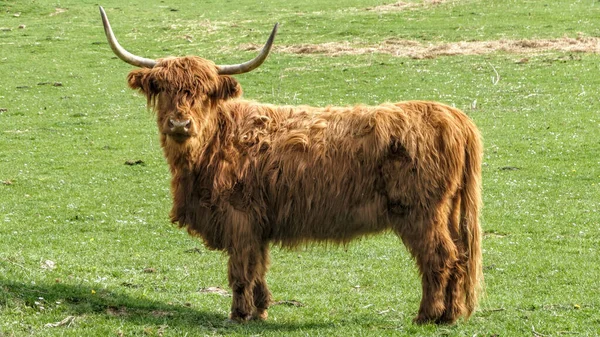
[125,56,483,324]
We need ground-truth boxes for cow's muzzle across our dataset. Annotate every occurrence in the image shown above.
[167,119,192,142]
[169,119,191,133]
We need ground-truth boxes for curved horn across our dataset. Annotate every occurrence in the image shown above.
[217,23,278,75]
[99,6,157,68]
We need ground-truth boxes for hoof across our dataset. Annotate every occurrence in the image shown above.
[413,314,457,325]
[414,303,445,325]
[435,317,458,325]
[413,311,443,325]
[252,309,268,321]
[413,315,436,325]
[228,312,252,323]
[436,312,460,325]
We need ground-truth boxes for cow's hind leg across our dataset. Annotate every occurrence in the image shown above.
[395,201,459,324]
[439,262,466,324]
[438,193,466,324]
[251,244,271,320]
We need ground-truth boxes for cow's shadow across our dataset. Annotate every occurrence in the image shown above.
[0,278,332,333]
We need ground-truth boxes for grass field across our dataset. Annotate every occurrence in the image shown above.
[1,0,600,336]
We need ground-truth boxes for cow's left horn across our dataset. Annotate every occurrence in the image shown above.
[217,23,278,75]
[99,6,157,68]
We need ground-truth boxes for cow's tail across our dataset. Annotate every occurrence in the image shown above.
[461,124,484,318]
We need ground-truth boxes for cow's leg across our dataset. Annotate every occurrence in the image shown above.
[227,245,263,322]
[438,193,467,324]
[439,263,465,324]
[225,207,263,322]
[395,201,458,324]
[227,253,254,322]
[251,243,271,320]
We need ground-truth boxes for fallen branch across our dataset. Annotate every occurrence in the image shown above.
[532,325,549,337]
[44,316,75,328]
[489,62,500,85]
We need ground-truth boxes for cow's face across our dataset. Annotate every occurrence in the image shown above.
[127,56,242,144]
[100,6,275,144]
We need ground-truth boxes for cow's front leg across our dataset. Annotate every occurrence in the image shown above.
[223,205,271,322]
[224,206,265,322]
[228,243,272,321]
[227,252,257,322]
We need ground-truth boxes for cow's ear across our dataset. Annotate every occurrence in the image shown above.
[127,68,158,96]
[210,75,242,100]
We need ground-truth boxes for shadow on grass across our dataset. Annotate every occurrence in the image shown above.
[0,278,333,333]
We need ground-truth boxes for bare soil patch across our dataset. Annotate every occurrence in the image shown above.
[242,35,600,59]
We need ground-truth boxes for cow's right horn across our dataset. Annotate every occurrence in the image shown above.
[99,6,157,68]
[217,23,278,75]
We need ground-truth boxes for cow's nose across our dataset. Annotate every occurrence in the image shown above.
[168,119,191,133]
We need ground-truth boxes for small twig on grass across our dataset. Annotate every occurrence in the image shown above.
[470,99,477,110]
[125,160,145,166]
[532,325,549,337]
[184,247,203,254]
[1,257,32,276]
[488,62,500,85]
[44,316,75,328]
[272,300,305,307]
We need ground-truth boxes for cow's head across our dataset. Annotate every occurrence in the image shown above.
[99,7,277,144]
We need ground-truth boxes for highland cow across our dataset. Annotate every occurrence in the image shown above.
[100,6,483,324]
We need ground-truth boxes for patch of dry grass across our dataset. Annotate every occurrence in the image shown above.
[365,0,449,12]
[242,34,600,59]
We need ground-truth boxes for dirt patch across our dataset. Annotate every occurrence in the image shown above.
[49,8,67,16]
[151,310,174,317]
[199,286,230,296]
[242,35,600,59]
[366,0,448,12]
[107,306,128,316]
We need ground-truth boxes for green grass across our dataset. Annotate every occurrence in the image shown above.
[1,0,600,335]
